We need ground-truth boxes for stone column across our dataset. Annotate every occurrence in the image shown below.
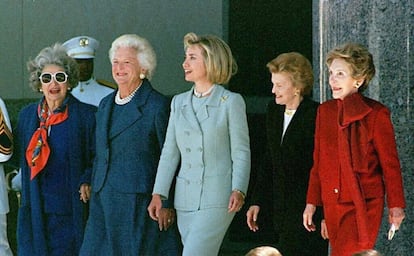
[312,0,414,254]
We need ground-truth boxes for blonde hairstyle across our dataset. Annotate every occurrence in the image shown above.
[326,42,375,92]
[183,32,237,85]
[245,246,283,256]
[266,52,314,96]
[109,34,156,80]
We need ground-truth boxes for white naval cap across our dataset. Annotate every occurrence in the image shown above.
[62,36,99,59]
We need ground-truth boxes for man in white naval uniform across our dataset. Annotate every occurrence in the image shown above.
[63,35,115,106]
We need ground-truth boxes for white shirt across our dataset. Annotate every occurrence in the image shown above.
[71,78,114,106]
[282,110,296,139]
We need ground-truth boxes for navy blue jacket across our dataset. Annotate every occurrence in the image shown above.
[15,95,96,255]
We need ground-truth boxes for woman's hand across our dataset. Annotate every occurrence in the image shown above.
[228,190,245,213]
[157,208,176,231]
[303,203,316,232]
[389,207,405,230]
[148,194,162,221]
[320,219,329,239]
[147,194,175,231]
[246,205,260,232]
[79,184,91,203]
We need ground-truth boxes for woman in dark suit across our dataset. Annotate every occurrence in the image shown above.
[80,34,181,256]
[15,43,96,255]
[246,52,328,256]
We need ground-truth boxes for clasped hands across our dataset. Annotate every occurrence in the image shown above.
[148,194,176,231]
[79,183,91,203]
[148,190,245,230]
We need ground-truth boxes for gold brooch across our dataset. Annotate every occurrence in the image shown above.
[221,96,228,102]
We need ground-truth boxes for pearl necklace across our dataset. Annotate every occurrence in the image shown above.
[193,85,215,98]
[115,81,142,105]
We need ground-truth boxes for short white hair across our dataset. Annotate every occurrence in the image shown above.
[109,34,156,80]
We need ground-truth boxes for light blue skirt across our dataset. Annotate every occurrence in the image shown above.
[177,207,235,256]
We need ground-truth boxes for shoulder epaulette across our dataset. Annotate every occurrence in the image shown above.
[96,79,117,89]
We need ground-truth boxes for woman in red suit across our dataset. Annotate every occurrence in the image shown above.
[303,43,406,256]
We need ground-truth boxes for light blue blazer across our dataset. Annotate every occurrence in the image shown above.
[153,85,251,211]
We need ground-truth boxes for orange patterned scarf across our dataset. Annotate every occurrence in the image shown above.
[26,97,68,180]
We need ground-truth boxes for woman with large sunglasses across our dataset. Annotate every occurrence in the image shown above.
[12,43,96,255]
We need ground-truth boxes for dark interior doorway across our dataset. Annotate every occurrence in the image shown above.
[223,1,313,253]
[228,0,312,96]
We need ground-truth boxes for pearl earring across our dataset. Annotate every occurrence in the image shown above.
[139,73,145,79]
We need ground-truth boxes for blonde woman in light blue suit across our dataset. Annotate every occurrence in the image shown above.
[148,32,251,256]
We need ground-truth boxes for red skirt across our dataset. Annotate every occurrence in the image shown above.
[324,197,384,256]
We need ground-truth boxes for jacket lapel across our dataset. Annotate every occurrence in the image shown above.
[280,99,307,146]
[198,85,223,123]
[181,85,224,129]
[103,81,152,139]
[97,92,115,143]
[181,90,201,131]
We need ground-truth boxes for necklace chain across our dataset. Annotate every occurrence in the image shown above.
[284,109,296,116]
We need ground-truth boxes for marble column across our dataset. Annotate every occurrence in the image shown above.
[312,0,414,255]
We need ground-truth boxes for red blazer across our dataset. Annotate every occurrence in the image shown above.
[307,93,405,209]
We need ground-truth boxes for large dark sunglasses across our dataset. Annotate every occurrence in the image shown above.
[39,72,68,84]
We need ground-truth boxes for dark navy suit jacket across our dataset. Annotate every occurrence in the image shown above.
[91,80,170,195]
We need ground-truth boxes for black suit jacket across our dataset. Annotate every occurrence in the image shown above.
[251,97,319,230]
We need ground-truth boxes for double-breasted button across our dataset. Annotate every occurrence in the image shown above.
[333,188,339,194]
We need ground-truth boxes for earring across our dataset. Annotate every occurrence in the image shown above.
[354,83,360,89]
[39,88,43,92]
[139,73,145,79]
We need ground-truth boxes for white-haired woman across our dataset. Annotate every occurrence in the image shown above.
[80,34,181,256]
